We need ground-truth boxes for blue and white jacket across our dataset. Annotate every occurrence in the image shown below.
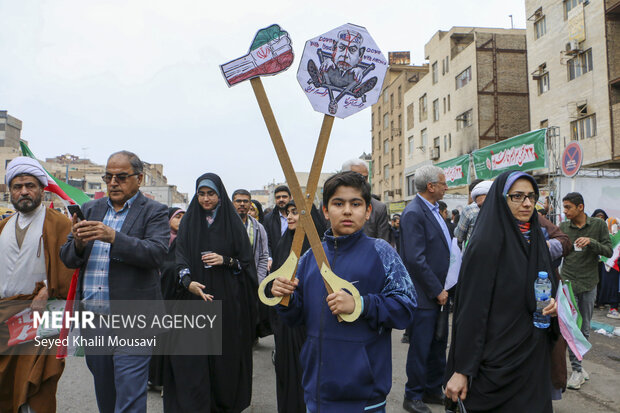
[277,229,417,413]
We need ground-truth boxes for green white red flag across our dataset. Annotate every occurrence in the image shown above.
[600,231,620,271]
[220,24,293,87]
[20,141,91,206]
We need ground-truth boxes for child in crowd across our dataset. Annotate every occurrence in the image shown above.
[272,171,417,413]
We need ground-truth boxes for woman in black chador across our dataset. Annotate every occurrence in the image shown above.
[164,173,257,413]
[444,171,559,413]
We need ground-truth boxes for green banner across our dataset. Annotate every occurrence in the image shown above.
[389,201,406,215]
[436,154,470,187]
[472,129,547,179]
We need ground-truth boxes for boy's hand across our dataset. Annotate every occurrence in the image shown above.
[327,289,356,315]
[272,277,298,297]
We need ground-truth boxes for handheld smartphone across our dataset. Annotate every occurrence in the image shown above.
[67,204,86,221]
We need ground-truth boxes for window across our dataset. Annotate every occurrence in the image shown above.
[443,97,446,114]
[534,17,547,39]
[433,99,439,121]
[456,67,472,89]
[407,174,416,196]
[421,128,428,148]
[371,112,374,128]
[432,61,438,84]
[383,89,388,103]
[564,0,583,16]
[419,94,428,121]
[407,103,414,129]
[571,114,596,140]
[434,136,440,151]
[568,49,593,81]
[390,94,394,112]
[449,133,452,149]
[391,148,394,165]
[398,114,402,131]
[398,144,402,163]
[442,58,446,75]
[445,56,449,74]
[378,156,382,174]
[384,139,389,154]
[408,135,414,154]
[377,131,381,148]
[398,86,402,107]
[447,94,451,111]
[384,165,390,179]
[377,107,381,124]
[88,182,101,190]
[538,72,550,94]
[457,109,473,130]
[540,119,549,129]
[390,121,394,138]
[383,113,389,129]
[444,135,447,152]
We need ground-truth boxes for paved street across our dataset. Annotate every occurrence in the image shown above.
[58,307,620,412]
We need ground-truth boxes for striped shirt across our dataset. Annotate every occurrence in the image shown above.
[81,193,138,313]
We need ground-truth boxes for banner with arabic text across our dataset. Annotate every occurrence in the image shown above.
[473,129,547,179]
[436,154,470,187]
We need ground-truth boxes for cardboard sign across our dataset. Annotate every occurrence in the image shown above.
[221,24,294,87]
[296,23,387,118]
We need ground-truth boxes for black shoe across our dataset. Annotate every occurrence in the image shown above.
[422,392,445,405]
[403,398,432,413]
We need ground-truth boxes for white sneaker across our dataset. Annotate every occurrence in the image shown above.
[567,370,585,390]
[582,367,589,381]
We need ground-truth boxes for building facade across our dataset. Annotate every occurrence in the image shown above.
[526,0,620,168]
[403,27,530,200]
[370,53,428,205]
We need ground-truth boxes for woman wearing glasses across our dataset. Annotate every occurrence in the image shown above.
[164,173,257,413]
[445,171,558,413]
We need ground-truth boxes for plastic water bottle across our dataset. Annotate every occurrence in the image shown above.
[533,271,552,329]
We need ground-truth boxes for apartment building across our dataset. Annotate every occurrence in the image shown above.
[402,27,530,199]
[526,0,620,167]
[370,53,428,205]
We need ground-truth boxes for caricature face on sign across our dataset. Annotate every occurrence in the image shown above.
[297,23,387,118]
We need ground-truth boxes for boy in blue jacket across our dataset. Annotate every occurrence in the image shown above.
[272,171,417,413]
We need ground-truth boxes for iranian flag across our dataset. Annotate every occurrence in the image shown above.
[221,24,294,87]
[600,231,620,272]
[20,141,91,206]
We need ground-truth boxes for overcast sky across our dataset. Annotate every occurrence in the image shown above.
[0,0,527,195]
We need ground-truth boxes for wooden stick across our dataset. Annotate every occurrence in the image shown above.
[250,78,334,295]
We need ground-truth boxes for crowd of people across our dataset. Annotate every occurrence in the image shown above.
[0,151,618,413]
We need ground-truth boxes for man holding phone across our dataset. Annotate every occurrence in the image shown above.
[60,150,169,413]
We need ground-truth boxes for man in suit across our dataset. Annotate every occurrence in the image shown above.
[60,151,169,413]
[263,185,291,269]
[400,165,451,413]
[341,158,391,242]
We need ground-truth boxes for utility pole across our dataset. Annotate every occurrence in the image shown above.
[509,15,514,29]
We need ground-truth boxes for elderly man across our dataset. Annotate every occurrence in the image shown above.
[341,158,391,242]
[0,157,73,413]
[60,151,168,413]
[400,165,451,413]
[454,179,492,247]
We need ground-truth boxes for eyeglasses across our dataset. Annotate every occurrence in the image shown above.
[233,199,251,204]
[506,192,538,204]
[102,173,139,183]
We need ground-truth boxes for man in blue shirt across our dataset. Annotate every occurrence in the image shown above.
[400,165,451,413]
[61,151,168,413]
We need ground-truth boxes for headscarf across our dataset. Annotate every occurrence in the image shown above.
[251,199,265,224]
[591,209,608,221]
[446,170,557,411]
[168,207,185,246]
[5,156,48,186]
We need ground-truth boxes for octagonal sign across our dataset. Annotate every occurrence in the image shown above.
[297,23,388,119]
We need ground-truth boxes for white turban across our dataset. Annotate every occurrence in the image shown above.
[471,180,493,202]
[5,156,49,187]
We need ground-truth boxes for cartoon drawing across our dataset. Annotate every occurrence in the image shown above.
[221,24,294,87]
[297,24,387,118]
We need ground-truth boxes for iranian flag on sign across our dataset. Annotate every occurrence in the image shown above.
[220,24,294,87]
[20,141,91,206]
[600,231,620,271]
